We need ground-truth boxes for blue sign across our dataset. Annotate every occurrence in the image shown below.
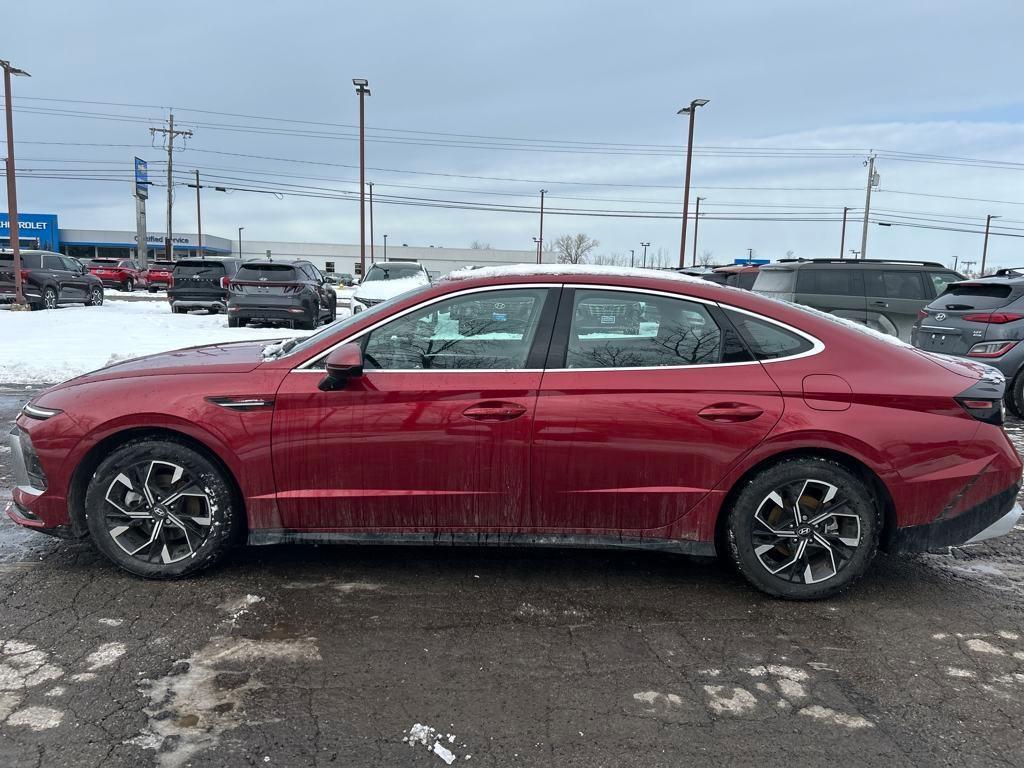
[134,157,149,200]
[734,258,770,265]
[0,212,60,251]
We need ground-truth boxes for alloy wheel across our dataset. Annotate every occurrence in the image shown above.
[90,288,103,306]
[44,288,58,309]
[750,479,862,585]
[102,459,214,565]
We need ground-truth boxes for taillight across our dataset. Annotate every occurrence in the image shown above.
[220,276,230,290]
[967,341,1018,358]
[20,269,30,281]
[917,309,928,320]
[955,396,1004,425]
[963,313,1024,324]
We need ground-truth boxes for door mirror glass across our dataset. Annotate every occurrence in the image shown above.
[319,343,364,390]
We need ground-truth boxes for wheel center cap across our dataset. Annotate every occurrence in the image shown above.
[797,525,813,538]
[151,505,169,520]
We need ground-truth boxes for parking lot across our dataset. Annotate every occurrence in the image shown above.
[2,383,1024,767]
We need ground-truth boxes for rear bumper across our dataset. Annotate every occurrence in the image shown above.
[170,297,226,310]
[894,484,1021,552]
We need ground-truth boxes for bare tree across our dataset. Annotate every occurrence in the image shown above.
[588,251,628,266]
[553,233,600,264]
[785,250,795,259]
[469,240,492,250]
[697,249,715,268]
[647,247,672,269]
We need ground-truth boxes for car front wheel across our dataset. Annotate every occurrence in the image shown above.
[123,278,134,292]
[84,439,240,578]
[1005,370,1024,419]
[86,287,104,306]
[726,457,880,599]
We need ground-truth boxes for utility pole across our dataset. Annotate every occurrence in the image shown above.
[150,112,193,262]
[640,242,650,268]
[747,248,754,264]
[859,154,878,260]
[981,214,999,275]
[691,197,705,265]
[676,98,710,268]
[952,254,959,272]
[353,79,371,278]
[850,249,861,259]
[187,170,204,259]
[537,189,547,264]
[383,233,388,261]
[961,259,977,276]
[839,206,850,259]
[238,227,244,260]
[1,59,30,309]
[368,182,375,264]
[629,249,635,267]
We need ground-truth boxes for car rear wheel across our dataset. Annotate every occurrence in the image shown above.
[84,439,239,579]
[227,317,248,328]
[726,457,880,599]
[298,302,319,330]
[36,287,58,310]
[85,287,104,306]
[123,278,134,292]
[1006,370,1024,419]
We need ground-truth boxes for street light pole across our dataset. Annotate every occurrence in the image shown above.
[981,214,999,276]
[860,154,878,260]
[353,78,371,279]
[193,170,203,259]
[676,98,710,268]
[1,59,30,309]
[536,189,547,264]
[368,181,375,265]
[629,249,635,268]
[640,242,650,268]
[691,197,705,265]
[238,227,244,260]
[383,233,388,261]
[839,206,849,259]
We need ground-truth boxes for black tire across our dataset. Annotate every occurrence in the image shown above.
[1006,370,1024,420]
[84,438,239,579]
[227,317,247,328]
[726,457,880,600]
[123,278,134,292]
[41,286,58,310]
[148,287,158,294]
[298,303,319,330]
[171,306,184,314]
[85,287,104,306]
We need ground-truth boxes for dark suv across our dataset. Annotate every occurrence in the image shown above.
[0,249,104,310]
[168,258,243,314]
[753,259,964,341]
[913,268,1024,416]
[226,260,336,329]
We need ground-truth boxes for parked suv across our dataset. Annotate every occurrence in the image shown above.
[145,260,176,292]
[0,249,104,310]
[351,261,431,312]
[167,258,243,314]
[913,268,1024,417]
[704,264,760,290]
[753,259,964,340]
[87,258,149,292]
[227,260,336,329]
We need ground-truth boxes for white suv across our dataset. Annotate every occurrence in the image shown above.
[351,261,431,313]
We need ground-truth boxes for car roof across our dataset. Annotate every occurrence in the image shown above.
[371,261,425,268]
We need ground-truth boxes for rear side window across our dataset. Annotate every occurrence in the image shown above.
[936,282,1014,310]
[796,269,861,296]
[235,263,298,281]
[43,254,64,270]
[15,254,42,269]
[566,290,741,368]
[726,311,815,360]
[753,269,795,293]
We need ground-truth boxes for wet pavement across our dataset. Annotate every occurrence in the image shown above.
[2,383,1024,767]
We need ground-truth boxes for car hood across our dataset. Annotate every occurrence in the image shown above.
[51,340,275,388]
[353,275,430,301]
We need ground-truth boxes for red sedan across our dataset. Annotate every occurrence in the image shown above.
[87,258,149,292]
[9,266,1021,598]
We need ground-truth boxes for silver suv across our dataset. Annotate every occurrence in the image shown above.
[913,267,1024,416]
[753,259,963,341]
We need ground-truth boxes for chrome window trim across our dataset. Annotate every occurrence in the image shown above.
[291,283,561,372]
[289,281,825,374]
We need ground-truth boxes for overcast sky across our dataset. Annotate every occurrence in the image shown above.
[3,0,1024,269]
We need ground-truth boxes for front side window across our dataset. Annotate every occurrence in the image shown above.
[864,270,926,300]
[566,290,728,369]
[362,288,549,370]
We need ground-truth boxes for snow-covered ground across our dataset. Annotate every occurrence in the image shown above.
[0,301,347,384]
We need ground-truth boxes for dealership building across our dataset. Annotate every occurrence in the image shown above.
[0,212,544,277]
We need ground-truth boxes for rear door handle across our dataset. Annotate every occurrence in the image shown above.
[872,301,888,308]
[462,401,528,422]
[697,403,764,423]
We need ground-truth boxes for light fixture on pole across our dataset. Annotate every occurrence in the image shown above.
[676,98,710,268]
[353,78,371,278]
[640,242,650,268]
[1,59,30,309]
[981,214,1000,276]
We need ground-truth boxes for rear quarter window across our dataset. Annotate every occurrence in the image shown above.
[726,311,815,360]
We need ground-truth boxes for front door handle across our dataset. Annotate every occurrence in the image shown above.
[462,401,528,422]
[697,403,764,423]
[871,301,888,308]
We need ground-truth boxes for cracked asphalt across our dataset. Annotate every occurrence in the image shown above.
[3,384,1024,767]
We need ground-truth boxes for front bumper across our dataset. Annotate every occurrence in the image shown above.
[895,485,1021,552]
[6,426,45,526]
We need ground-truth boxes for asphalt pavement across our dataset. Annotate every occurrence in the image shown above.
[2,383,1024,767]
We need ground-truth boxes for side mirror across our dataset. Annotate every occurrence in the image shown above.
[319,343,364,391]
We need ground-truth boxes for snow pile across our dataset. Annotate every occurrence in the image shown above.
[403,723,465,764]
[0,301,335,384]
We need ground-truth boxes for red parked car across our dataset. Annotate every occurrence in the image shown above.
[9,266,1021,598]
[145,260,176,292]
[87,258,149,292]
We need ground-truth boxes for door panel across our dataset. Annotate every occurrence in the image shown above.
[272,371,541,531]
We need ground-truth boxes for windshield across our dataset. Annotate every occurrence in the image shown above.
[363,264,423,281]
[269,282,434,360]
